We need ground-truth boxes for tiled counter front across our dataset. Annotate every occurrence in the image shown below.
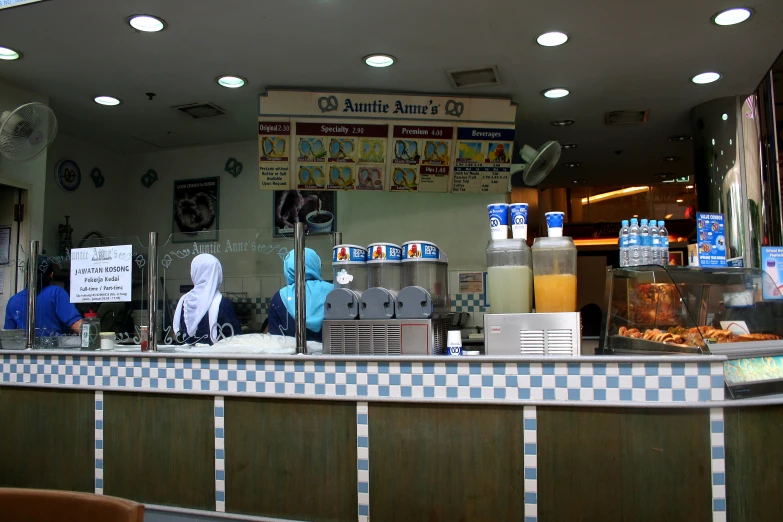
[0,352,774,522]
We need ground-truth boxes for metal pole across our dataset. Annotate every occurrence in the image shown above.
[332,231,342,247]
[294,222,307,354]
[147,232,158,352]
[25,240,39,349]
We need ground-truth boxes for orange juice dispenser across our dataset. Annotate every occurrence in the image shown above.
[531,237,577,313]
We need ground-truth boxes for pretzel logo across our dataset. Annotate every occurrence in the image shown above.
[445,100,465,117]
[318,96,338,113]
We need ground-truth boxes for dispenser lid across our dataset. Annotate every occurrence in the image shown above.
[333,244,367,264]
[401,241,445,262]
[532,236,575,250]
[367,243,402,263]
[486,238,530,253]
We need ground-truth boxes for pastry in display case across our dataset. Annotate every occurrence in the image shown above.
[600,266,783,398]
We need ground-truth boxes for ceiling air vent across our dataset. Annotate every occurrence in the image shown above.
[605,110,649,125]
[173,102,227,119]
[447,66,501,88]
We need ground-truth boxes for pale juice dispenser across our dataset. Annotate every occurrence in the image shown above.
[486,239,533,313]
[531,237,577,313]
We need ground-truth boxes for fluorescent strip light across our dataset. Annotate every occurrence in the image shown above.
[581,186,649,205]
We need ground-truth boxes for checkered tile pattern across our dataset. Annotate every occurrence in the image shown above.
[523,406,537,522]
[215,396,225,512]
[452,293,485,313]
[94,391,103,495]
[710,408,726,522]
[0,355,725,404]
[237,297,273,316]
[357,402,369,522]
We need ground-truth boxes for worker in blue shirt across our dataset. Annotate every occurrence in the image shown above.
[268,248,333,342]
[4,256,83,336]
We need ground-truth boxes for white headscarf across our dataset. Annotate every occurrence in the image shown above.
[173,254,223,343]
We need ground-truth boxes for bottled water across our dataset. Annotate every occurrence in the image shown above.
[649,220,661,265]
[640,219,651,265]
[628,218,641,266]
[658,221,669,265]
[619,219,630,267]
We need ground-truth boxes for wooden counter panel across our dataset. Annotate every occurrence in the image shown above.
[537,407,711,522]
[224,398,357,522]
[368,403,525,522]
[0,388,94,492]
[726,405,783,521]
[103,392,215,510]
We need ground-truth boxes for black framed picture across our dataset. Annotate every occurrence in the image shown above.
[172,177,220,242]
[273,191,336,237]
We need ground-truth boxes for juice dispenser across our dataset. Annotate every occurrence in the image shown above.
[486,239,533,314]
[531,237,577,313]
[324,244,367,320]
[361,243,403,319]
[397,241,450,318]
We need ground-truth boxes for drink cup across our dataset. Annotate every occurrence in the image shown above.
[545,211,565,237]
[509,203,529,240]
[447,330,463,356]
[487,203,509,240]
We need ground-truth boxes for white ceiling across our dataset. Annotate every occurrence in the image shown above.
[0,0,781,187]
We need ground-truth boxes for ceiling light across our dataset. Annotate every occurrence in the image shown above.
[665,214,674,219]
[0,46,21,60]
[364,54,395,68]
[712,138,716,145]
[537,32,568,47]
[692,72,721,84]
[217,75,246,88]
[722,113,728,121]
[713,7,752,26]
[551,120,575,127]
[668,134,691,142]
[128,14,166,32]
[582,186,649,205]
[94,96,121,106]
[662,156,680,162]
[562,143,578,149]
[563,162,583,168]
[572,179,585,185]
[676,199,684,203]
[686,185,694,189]
[543,88,569,99]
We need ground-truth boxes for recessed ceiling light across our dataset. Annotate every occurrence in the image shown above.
[537,32,568,47]
[543,88,569,99]
[551,120,575,127]
[572,179,585,184]
[94,96,121,106]
[686,185,694,189]
[692,72,721,84]
[668,134,691,142]
[562,143,578,149]
[364,54,395,68]
[662,156,680,162]
[128,14,166,32]
[563,162,583,168]
[676,199,684,203]
[217,75,246,88]
[713,7,752,26]
[0,46,21,60]
[722,113,728,121]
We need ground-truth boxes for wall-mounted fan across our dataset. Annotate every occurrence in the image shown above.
[0,102,58,161]
[510,141,561,186]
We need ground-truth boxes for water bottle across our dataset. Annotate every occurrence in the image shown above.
[619,219,630,267]
[658,221,669,266]
[640,219,651,265]
[649,220,660,265]
[629,218,641,266]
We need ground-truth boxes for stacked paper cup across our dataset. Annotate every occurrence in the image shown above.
[488,203,530,241]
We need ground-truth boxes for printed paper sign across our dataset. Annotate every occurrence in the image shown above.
[459,272,484,293]
[70,245,133,303]
[761,247,783,300]
[696,213,727,267]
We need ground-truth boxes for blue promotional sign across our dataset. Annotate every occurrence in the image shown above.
[761,247,783,300]
[696,213,727,267]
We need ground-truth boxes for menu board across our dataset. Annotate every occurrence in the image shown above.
[258,120,291,189]
[295,122,388,191]
[391,125,453,192]
[452,127,515,193]
[696,213,727,267]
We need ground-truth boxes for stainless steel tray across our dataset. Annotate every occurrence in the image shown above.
[608,335,703,355]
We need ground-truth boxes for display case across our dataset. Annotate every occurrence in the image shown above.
[600,266,783,398]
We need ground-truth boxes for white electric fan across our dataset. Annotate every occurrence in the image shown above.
[510,141,562,186]
[0,102,58,161]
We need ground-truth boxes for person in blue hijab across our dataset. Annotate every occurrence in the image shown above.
[268,248,333,342]
[4,256,83,336]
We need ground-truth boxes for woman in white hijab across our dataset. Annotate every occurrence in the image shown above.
[173,254,242,345]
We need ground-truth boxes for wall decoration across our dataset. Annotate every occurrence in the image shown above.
[90,167,105,188]
[668,251,684,266]
[273,190,335,237]
[54,159,81,192]
[173,177,220,242]
[141,169,158,188]
[224,157,243,177]
[0,225,11,265]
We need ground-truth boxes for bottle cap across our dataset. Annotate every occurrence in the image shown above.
[85,310,97,318]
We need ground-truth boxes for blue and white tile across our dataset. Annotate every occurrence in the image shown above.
[710,408,726,522]
[523,406,537,522]
[95,390,104,495]
[357,402,369,522]
[215,396,225,512]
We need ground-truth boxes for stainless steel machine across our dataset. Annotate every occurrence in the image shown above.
[483,312,581,356]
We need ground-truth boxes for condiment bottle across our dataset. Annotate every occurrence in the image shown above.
[80,310,101,350]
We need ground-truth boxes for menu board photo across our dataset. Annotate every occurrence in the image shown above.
[295,122,388,191]
[391,125,453,192]
[452,127,514,193]
[696,213,727,267]
[258,120,291,190]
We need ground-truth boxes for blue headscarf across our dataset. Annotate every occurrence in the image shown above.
[279,248,333,332]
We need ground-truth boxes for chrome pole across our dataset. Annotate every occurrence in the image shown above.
[147,232,158,352]
[25,240,39,349]
[294,222,307,354]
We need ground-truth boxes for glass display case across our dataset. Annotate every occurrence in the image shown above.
[600,266,783,398]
